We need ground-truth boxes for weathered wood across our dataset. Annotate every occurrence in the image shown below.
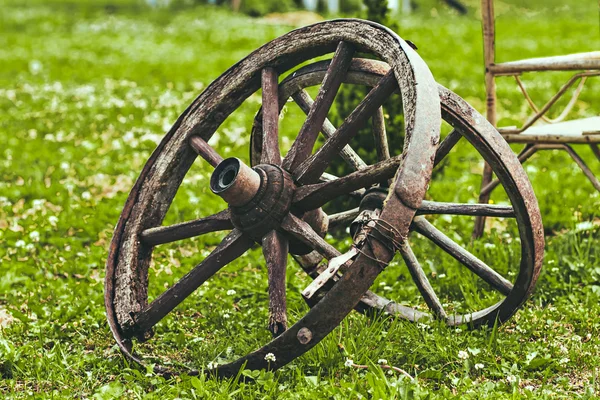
[489,51,600,73]
[131,229,253,335]
[398,242,447,319]
[261,68,282,165]
[412,216,513,296]
[417,201,515,218]
[434,129,461,167]
[190,136,224,168]
[328,207,360,229]
[283,41,355,171]
[262,230,289,337]
[293,155,403,211]
[372,107,390,161]
[292,89,367,170]
[139,210,233,246]
[294,70,398,184]
[281,213,340,260]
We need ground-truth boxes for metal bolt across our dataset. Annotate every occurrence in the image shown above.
[297,327,312,345]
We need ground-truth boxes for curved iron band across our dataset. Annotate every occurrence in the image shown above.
[272,59,544,326]
[105,19,440,377]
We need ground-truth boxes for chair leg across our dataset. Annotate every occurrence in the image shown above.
[563,144,600,192]
[591,144,600,163]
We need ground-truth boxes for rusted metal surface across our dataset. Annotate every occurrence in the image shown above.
[210,157,262,207]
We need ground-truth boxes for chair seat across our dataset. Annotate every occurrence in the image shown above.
[490,51,600,74]
[500,117,600,144]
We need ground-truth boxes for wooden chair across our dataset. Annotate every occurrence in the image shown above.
[474,0,600,237]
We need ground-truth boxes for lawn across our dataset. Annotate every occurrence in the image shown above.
[1,0,599,398]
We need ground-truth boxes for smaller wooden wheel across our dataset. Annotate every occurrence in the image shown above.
[105,19,441,377]
[279,59,544,327]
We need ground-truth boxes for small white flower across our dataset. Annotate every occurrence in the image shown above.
[15,240,26,248]
[387,370,394,376]
[29,231,40,241]
[524,385,534,392]
[437,273,446,279]
[81,191,92,200]
[60,162,70,170]
[484,243,496,249]
[506,375,517,384]
[49,216,59,225]
[344,359,354,367]
[25,243,35,251]
[378,359,388,365]
[226,289,236,296]
[455,328,462,333]
[458,350,469,360]
[559,357,569,365]
[264,353,276,362]
[223,313,230,319]
[474,363,484,370]
[32,199,45,209]
[207,361,218,370]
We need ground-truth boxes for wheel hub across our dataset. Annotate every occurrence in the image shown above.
[210,158,327,253]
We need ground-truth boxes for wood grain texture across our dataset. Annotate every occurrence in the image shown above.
[412,217,513,296]
[292,89,367,170]
[131,229,253,335]
[190,136,223,168]
[261,68,282,165]
[293,155,403,211]
[398,242,447,319]
[282,41,355,171]
[293,70,398,184]
[263,230,289,337]
[140,210,233,246]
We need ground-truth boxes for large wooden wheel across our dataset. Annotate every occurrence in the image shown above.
[105,19,441,377]
[273,59,544,327]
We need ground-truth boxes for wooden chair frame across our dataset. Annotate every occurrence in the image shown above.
[474,0,600,236]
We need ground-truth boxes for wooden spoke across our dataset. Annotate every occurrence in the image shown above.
[292,89,367,171]
[132,229,253,334]
[261,67,282,165]
[282,41,355,171]
[293,70,398,184]
[320,172,365,199]
[293,155,402,211]
[328,207,360,229]
[262,230,289,337]
[281,213,340,260]
[416,201,515,218]
[412,217,513,296]
[398,241,448,320]
[140,210,233,246]
[190,136,224,168]
[372,107,390,161]
[434,129,462,167]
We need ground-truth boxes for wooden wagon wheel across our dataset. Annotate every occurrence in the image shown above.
[268,59,544,327]
[105,19,441,377]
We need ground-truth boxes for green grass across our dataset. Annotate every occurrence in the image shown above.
[1,0,600,398]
